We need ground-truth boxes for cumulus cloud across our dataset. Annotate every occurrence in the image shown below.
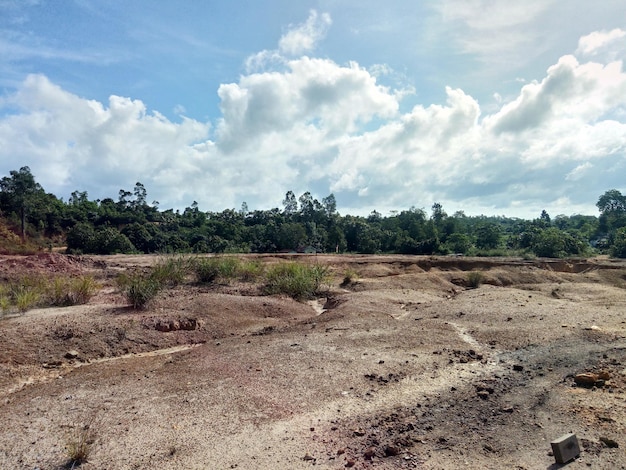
[2,24,626,218]
[576,28,626,56]
[278,10,331,56]
[245,10,331,74]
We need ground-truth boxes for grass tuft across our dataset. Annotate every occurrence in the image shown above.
[467,271,484,289]
[65,422,95,467]
[264,262,329,300]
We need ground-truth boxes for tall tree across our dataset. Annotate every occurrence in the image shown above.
[0,166,43,240]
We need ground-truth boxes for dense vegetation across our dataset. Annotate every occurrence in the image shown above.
[1,166,626,258]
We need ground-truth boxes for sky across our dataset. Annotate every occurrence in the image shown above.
[1,1,626,219]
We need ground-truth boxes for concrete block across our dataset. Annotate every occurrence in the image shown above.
[550,433,580,464]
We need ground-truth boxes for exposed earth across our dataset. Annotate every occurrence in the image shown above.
[1,253,625,469]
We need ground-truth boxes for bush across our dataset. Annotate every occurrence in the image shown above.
[65,421,96,466]
[151,255,195,287]
[264,262,329,300]
[193,257,263,283]
[14,285,41,312]
[238,259,264,281]
[117,273,161,309]
[467,271,484,289]
[194,258,220,283]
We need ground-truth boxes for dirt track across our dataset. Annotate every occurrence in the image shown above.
[1,254,625,469]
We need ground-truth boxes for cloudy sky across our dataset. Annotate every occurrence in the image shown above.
[1,1,626,218]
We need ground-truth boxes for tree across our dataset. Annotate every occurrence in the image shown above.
[475,223,501,250]
[597,189,626,233]
[0,166,45,240]
[282,191,298,217]
[610,227,626,258]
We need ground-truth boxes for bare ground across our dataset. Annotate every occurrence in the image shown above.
[0,253,625,469]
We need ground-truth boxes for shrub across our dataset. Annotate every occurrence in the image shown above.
[194,258,220,283]
[151,255,195,287]
[65,422,95,466]
[68,276,98,305]
[117,272,161,309]
[194,257,263,283]
[238,259,264,281]
[14,285,41,312]
[264,262,329,300]
[340,267,359,287]
[467,271,484,289]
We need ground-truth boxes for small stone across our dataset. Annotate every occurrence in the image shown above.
[599,437,619,448]
[384,446,400,457]
[477,390,490,399]
[513,364,524,371]
[345,459,355,467]
[363,447,376,460]
[303,453,314,461]
[574,373,598,387]
[65,350,80,360]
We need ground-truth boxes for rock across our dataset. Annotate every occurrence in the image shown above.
[574,373,599,387]
[65,350,80,360]
[363,447,376,460]
[302,453,315,461]
[345,459,355,467]
[384,445,400,457]
[599,437,619,448]
[477,390,490,399]
[597,370,611,380]
[513,364,524,371]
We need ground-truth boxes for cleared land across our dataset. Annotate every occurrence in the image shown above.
[1,253,625,469]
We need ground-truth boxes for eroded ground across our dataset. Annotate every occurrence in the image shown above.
[1,254,625,469]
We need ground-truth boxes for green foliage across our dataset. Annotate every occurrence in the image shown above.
[467,271,484,288]
[341,267,359,286]
[264,262,329,300]
[0,275,97,314]
[117,272,161,309]
[445,233,473,254]
[531,227,585,258]
[193,258,220,283]
[1,167,619,258]
[47,276,98,306]
[610,227,626,258]
[238,259,264,281]
[150,255,195,287]
[14,285,41,312]
[193,256,264,283]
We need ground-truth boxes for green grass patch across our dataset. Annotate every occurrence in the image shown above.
[264,262,329,300]
[116,272,162,309]
[0,274,98,315]
[150,255,196,287]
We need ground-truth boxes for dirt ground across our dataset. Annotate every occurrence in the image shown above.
[0,253,625,469]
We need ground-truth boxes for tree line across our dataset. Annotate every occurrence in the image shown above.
[1,166,626,258]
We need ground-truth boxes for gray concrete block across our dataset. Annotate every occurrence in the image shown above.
[550,433,580,464]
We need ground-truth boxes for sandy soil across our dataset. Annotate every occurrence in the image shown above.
[0,253,625,469]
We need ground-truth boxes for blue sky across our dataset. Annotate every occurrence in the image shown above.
[1,1,626,218]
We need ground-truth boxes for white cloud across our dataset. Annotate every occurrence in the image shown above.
[278,10,332,56]
[2,24,626,218]
[436,0,552,63]
[576,28,626,56]
[566,162,593,181]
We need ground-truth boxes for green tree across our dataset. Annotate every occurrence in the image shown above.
[0,166,44,239]
[610,227,626,258]
[475,223,501,250]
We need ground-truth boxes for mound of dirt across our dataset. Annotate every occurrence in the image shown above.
[1,254,625,469]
